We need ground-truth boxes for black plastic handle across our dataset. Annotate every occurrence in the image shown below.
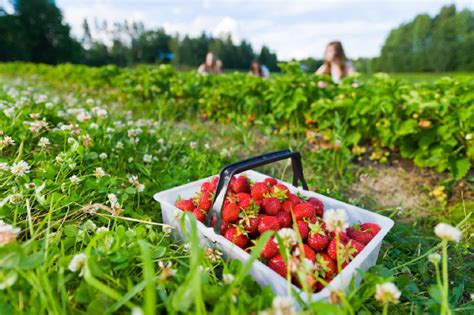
[205,149,308,233]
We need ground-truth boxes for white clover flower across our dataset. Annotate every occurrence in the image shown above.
[24,182,36,190]
[277,228,298,247]
[128,157,134,163]
[0,270,18,290]
[136,184,145,192]
[131,307,144,315]
[375,282,401,304]
[162,224,173,236]
[86,98,94,105]
[99,152,108,160]
[70,175,81,185]
[3,107,15,117]
[0,136,15,148]
[158,261,177,281]
[0,220,21,246]
[434,223,462,243]
[205,247,223,262]
[89,122,99,130]
[10,160,30,177]
[183,242,191,252]
[220,148,231,158]
[38,137,50,148]
[76,111,91,122]
[223,273,235,284]
[68,253,87,277]
[8,193,22,205]
[130,136,140,145]
[0,162,9,171]
[129,175,145,192]
[261,296,296,315]
[189,141,197,149]
[93,167,108,178]
[204,143,210,150]
[323,208,349,233]
[466,133,472,141]
[428,253,441,264]
[143,154,152,163]
[115,141,124,150]
[157,138,164,145]
[96,227,109,234]
[96,109,108,118]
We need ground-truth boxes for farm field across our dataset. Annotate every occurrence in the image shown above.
[0,63,472,314]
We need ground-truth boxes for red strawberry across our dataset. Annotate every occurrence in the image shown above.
[262,197,281,215]
[201,182,211,192]
[236,192,251,207]
[292,203,316,221]
[268,255,288,278]
[347,227,373,245]
[281,200,296,213]
[270,183,290,200]
[288,194,302,205]
[198,191,212,211]
[360,223,381,237]
[276,211,292,228]
[220,220,229,235]
[327,238,344,261]
[209,177,219,192]
[296,220,309,240]
[308,197,324,217]
[327,238,356,264]
[231,176,250,193]
[222,202,240,222]
[316,253,337,279]
[224,227,248,249]
[348,239,365,255]
[251,182,270,200]
[293,274,318,291]
[264,177,278,187]
[293,244,316,262]
[192,208,206,222]
[308,232,329,252]
[240,216,259,235]
[258,216,280,234]
[176,199,195,211]
[261,238,279,259]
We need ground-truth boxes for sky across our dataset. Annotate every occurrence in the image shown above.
[2,0,473,60]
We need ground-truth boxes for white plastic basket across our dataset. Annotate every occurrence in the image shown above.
[154,153,394,302]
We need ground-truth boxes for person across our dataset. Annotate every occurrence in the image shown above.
[315,41,355,86]
[197,52,222,75]
[248,60,270,78]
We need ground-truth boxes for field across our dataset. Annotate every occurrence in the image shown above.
[0,63,472,314]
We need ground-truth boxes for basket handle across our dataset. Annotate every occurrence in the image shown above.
[205,149,308,233]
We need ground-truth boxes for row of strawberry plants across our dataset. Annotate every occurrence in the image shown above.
[0,62,472,179]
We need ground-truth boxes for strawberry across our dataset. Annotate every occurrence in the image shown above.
[175,199,195,211]
[261,238,279,259]
[258,216,280,234]
[269,183,290,201]
[327,238,357,264]
[276,211,292,228]
[281,200,296,213]
[224,227,248,249]
[262,197,281,215]
[307,197,324,217]
[212,216,230,235]
[308,232,329,251]
[293,244,316,262]
[347,227,373,245]
[240,216,259,235]
[208,177,219,192]
[307,220,329,251]
[360,223,381,237]
[327,238,344,261]
[251,182,270,200]
[296,220,309,240]
[268,255,288,278]
[288,193,303,205]
[236,192,251,207]
[316,253,337,279]
[293,274,318,291]
[201,181,211,192]
[292,203,316,221]
[198,191,212,211]
[348,239,365,255]
[192,208,206,222]
[231,176,250,193]
[264,177,278,187]
[222,202,240,222]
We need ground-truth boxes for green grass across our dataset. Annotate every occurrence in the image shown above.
[0,72,472,314]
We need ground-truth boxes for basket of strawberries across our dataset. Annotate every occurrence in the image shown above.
[154,150,394,301]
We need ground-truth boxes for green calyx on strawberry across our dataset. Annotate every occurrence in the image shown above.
[264,184,289,202]
[315,253,336,279]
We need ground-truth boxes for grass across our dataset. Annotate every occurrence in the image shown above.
[0,73,472,314]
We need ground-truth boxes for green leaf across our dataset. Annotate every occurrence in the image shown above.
[449,157,470,179]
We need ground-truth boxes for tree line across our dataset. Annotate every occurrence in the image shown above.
[354,5,474,72]
[0,1,472,72]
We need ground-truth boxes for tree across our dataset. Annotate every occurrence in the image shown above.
[258,46,278,71]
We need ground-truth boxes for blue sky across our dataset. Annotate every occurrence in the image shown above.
[3,0,473,60]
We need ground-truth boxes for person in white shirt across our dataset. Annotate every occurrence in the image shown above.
[315,41,355,87]
[197,52,222,75]
[248,60,270,78]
